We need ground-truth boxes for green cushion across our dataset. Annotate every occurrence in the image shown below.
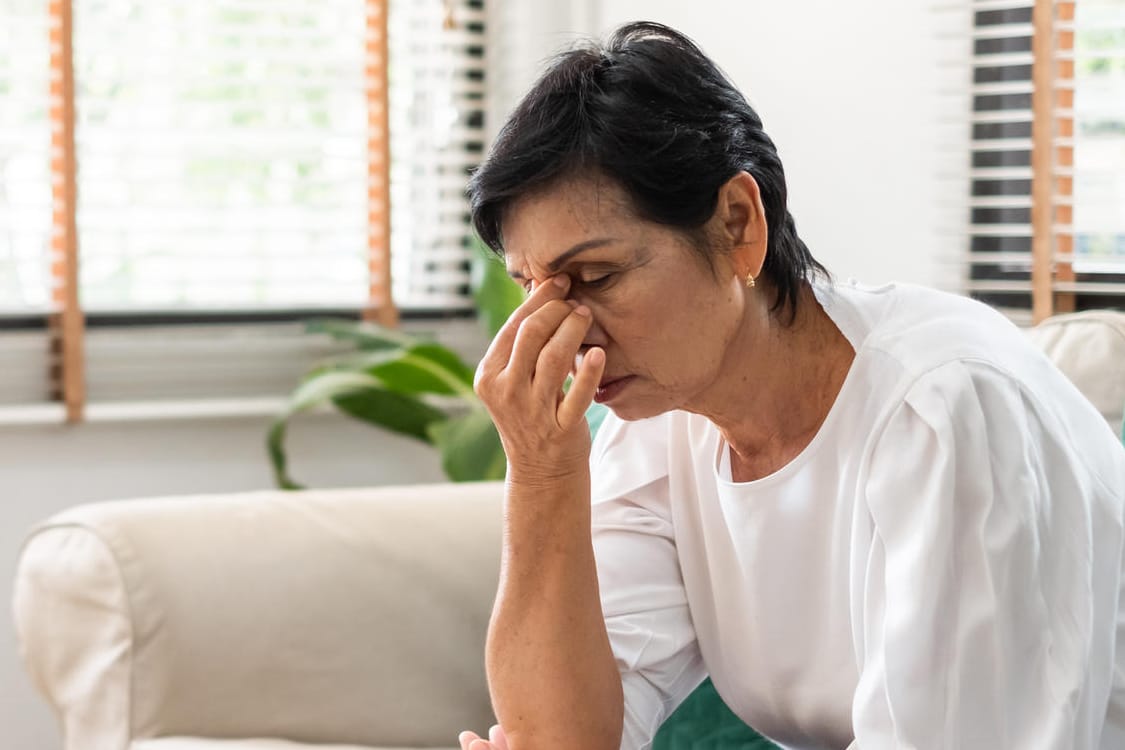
[653,678,779,749]
[587,401,610,438]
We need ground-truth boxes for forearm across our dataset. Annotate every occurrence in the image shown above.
[485,472,623,750]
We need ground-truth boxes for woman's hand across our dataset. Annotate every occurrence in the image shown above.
[458,724,509,750]
[474,274,606,483]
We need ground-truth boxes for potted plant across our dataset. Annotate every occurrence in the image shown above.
[266,245,525,489]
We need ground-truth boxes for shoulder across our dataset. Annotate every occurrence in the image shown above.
[833,282,1039,380]
[831,282,1100,426]
[863,355,1125,536]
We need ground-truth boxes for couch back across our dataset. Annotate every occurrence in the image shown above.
[13,481,504,749]
[1027,309,1125,432]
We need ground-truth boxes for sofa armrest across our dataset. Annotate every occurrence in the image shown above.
[13,482,503,750]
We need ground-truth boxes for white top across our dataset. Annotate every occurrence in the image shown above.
[589,281,1125,750]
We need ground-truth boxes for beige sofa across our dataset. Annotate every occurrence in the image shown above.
[13,482,504,750]
[12,310,1125,750]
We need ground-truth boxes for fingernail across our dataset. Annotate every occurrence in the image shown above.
[573,304,591,317]
[553,275,569,288]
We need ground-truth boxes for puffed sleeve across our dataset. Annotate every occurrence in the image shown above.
[590,412,707,750]
[854,360,1125,749]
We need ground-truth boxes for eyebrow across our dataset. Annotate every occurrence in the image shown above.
[508,237,617,280]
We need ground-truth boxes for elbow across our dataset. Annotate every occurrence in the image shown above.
[499,684,624,750]
[504,727,620,750]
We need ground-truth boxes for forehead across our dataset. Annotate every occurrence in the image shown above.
[501,177,640,271]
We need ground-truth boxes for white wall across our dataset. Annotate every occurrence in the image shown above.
[494,0,964,291]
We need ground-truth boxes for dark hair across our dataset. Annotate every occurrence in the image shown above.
[468,21,827,318]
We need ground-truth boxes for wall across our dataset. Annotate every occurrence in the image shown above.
[492,0,963,292]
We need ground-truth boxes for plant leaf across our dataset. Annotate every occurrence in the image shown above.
[332,387,448,444]
[428,407,507,481]
[267,370,391,490]
[471,239,525,338]
[365,343,477,397]
[304,317,416,351]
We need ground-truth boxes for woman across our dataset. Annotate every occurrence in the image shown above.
[458,21,1125,750]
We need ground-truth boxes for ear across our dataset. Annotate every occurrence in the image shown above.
[713,170,768,280]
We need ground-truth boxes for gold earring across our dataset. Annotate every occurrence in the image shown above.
[745,273,756,289]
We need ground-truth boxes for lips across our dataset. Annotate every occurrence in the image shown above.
[594,374,634,404]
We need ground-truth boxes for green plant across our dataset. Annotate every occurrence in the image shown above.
[267,243,524,489]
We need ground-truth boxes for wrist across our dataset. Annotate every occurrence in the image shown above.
[504,462,590,493]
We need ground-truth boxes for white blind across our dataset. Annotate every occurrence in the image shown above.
[965,1,1037,317]
[0,0,483,316]
[71,0,370,313]
[0,0,52,313]
[389,0,485,309]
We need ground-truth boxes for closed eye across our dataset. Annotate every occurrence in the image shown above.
[576,272,614,289]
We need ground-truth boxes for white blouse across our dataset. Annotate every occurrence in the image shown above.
[589,281,1125,750]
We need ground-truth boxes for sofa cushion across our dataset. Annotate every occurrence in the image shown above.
[1026,310,1125,429]
[131,739,454,750]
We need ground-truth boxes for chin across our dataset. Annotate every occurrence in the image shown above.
[604,396,676,423]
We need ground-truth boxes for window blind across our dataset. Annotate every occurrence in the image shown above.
[0,0,52,314]
[0,0,487,422]
[965,0,1125,322]
[71,0,374,314]
[389,0,485,310]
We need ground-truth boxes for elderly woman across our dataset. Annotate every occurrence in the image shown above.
[457,21,1125,750]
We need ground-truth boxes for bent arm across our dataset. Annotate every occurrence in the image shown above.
[486,468,623,750]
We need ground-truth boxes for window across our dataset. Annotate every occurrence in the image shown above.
[0,0,486,421]
[1072,0,1125,275]
[0,0,51,313]
[965,0,1125,323]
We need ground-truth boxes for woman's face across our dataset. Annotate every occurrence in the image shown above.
[502,176,751,421]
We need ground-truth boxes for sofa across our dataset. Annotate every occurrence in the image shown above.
[12,310,1125,750]
[13,482,503,750]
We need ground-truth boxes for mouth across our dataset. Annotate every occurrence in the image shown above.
[595,375,635,404]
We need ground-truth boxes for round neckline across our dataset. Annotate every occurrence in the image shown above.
[713,281,866,488]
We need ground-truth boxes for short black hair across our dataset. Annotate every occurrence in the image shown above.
[468,21,827,319]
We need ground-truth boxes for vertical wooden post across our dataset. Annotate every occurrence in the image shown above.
[47,0,86,422]
[364,0,398,327]
[1054,0,1077,313]
[1031,0,1056,323]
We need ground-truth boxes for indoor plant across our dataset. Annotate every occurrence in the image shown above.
[267,245,524,489]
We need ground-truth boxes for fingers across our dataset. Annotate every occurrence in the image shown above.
[477,275,570,387]
[489,724,510,750]
[531,304,593,398]
[508,298,580,379]
[557,346,605,429]
[458,731,489,750]
[459,725,508,750]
